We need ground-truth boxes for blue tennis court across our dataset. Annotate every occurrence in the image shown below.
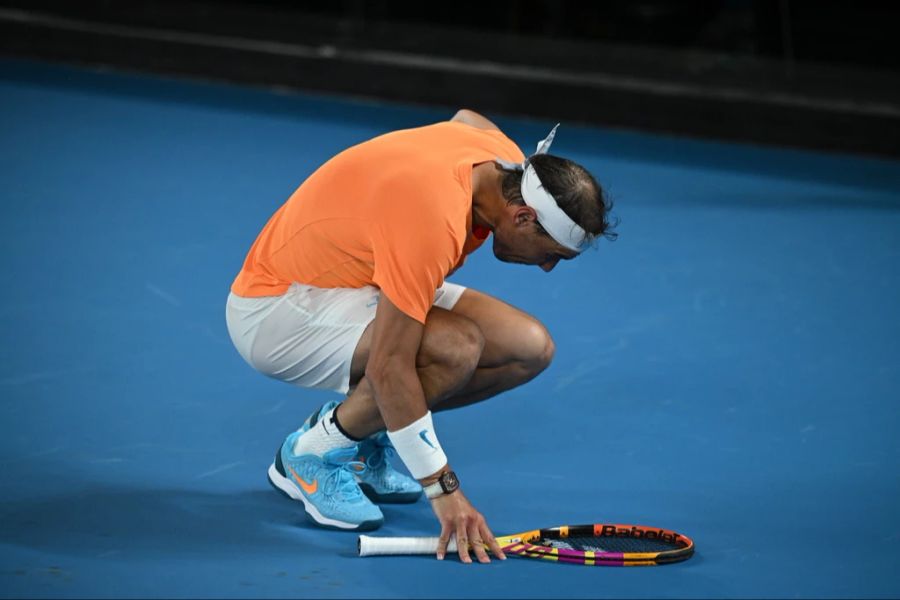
[1,58,898,598]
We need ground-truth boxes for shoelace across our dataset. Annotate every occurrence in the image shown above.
[363,434,395,470]
[323,448,367,499]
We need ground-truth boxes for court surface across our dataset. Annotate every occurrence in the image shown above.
[1,58,898,599]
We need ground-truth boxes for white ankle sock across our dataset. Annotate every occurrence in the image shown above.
[292,407,357,457]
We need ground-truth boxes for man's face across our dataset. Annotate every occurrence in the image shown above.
[491,205,579,272]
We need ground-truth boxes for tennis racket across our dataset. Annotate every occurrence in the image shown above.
[359,522,694,566]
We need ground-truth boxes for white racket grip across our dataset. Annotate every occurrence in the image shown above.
[358,535,458,557]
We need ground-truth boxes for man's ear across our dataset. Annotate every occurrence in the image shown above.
[513,206,538,227]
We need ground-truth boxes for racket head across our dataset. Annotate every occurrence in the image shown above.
[497,523,694,566]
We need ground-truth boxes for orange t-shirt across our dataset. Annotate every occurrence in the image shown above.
[230,121,525,323]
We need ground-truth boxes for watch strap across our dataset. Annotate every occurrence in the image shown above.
[423,470,459,499]
[423,480,445,499]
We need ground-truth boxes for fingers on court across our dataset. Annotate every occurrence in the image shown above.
[470,518,490,564]
[456,523,472,564]
[482,522,506,560]
[437,525,451,561]
[471,534,490,563]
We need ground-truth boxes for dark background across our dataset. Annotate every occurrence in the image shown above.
[2,0,899,155]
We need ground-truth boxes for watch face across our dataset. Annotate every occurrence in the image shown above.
[441,470,460,492]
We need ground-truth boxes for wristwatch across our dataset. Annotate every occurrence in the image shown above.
[423,470,460,499]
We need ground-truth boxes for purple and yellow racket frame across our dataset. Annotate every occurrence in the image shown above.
[498,523,695,566]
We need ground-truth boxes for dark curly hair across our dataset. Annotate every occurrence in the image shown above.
[500,154,618,246]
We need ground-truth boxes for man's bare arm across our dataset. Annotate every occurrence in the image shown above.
[364,293,429,431]
[364,293,505,563]
[451,109,501,132]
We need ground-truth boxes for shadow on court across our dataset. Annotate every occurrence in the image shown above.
[0,479,442,562]
[0,487,308,558]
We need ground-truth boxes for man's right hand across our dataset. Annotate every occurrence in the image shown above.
[430,490,506,563]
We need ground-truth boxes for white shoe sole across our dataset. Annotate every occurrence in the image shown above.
[267,463,382,531]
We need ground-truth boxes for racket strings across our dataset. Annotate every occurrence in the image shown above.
[536,534,681,553]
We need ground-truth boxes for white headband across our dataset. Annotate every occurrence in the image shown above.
[495,124,588,252]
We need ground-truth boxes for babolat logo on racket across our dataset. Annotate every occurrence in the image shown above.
[600,525,682,544]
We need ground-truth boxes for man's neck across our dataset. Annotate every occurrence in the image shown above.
[471,162,503,233]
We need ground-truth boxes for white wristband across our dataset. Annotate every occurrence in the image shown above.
[386,411,448,480]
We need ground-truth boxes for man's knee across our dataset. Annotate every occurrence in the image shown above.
[519,321,555,375]
[419,313,485,377]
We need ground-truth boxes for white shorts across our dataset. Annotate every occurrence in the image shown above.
[225,281,467,394]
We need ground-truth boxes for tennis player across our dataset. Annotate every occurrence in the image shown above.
[226,109,615,563]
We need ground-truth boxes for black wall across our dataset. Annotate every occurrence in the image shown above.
[2,0,898,156]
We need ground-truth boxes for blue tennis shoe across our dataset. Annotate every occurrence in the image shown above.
[299,401,422,503]
[355,431,423,503]
[268,431,384,531]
